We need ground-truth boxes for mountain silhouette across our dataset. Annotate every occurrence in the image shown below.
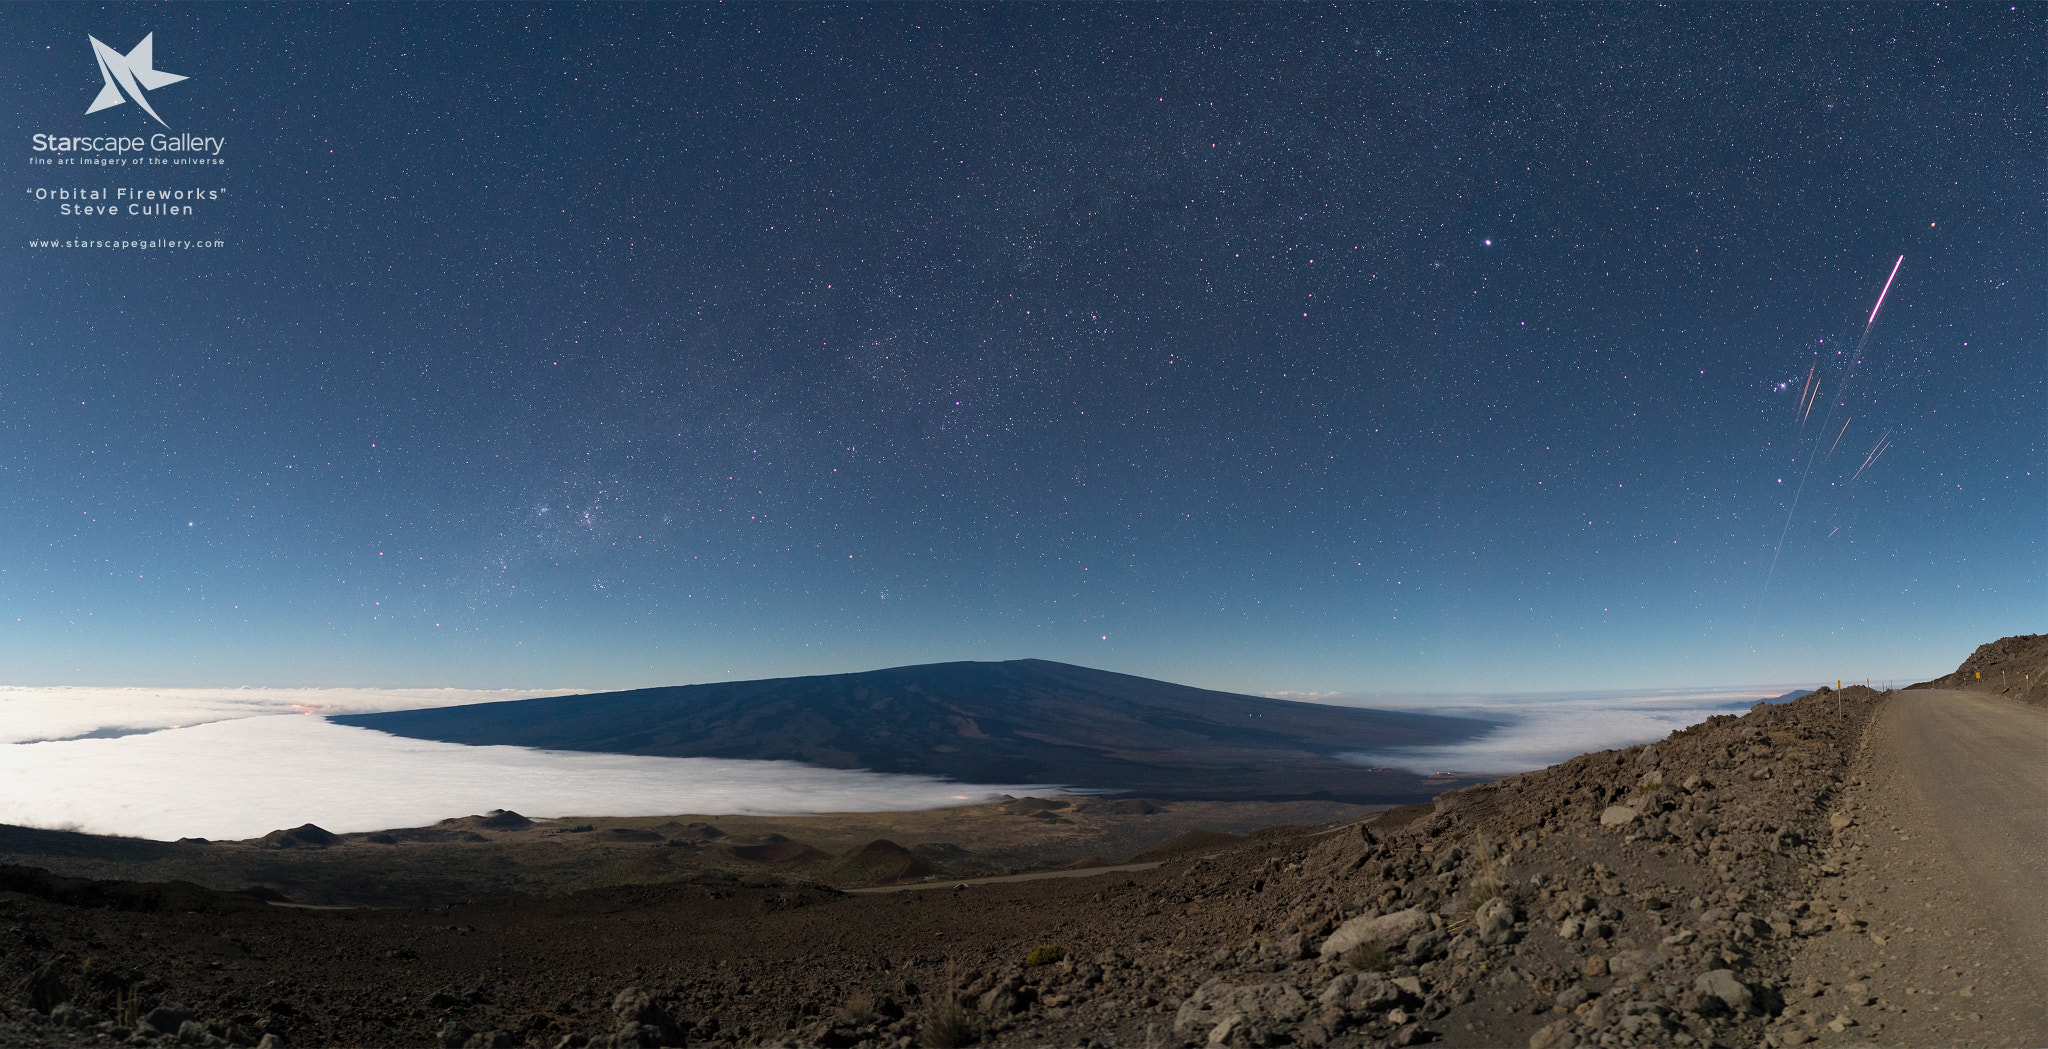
[331,659,1494,801]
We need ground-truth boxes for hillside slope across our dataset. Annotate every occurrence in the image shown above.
[1907,633,2048,706]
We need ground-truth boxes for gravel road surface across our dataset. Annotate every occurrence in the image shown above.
[1787,688,2047,1046]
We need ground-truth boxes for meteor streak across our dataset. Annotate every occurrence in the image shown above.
[1826,417,1851,459]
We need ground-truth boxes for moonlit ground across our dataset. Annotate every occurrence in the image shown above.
[0,688,1049,841]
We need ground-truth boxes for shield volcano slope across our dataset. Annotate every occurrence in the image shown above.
[330,659,1496,802]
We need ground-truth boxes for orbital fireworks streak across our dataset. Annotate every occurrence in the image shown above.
[1868,254,1906,326]
[1797,362,1819,428]
[1826,417,1852,459]
[1852,430,1895,483]
[1750,253,1911,650]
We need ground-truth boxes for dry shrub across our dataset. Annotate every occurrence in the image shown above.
[1470,830,1503,863]
[917,994,977,1048]
[1023,944,1066,967]
[1343,940,1391,973]
[841,990,878,1026]
[1462,871,1510,912]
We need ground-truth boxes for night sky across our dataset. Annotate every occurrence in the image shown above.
[3,4,2040,695]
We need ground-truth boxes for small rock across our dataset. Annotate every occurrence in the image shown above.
[1206,1013,1246,1046]
[1600,805,1641,828]
[1266,932,1307,962]
[1828,812,1854,831]
[978,978,1035,1016]
[143,1005,195,1036]
[1606,949,1666,977]
[611,986,683,1047]
[1528,1019,1574,1049]
[1581,956,1608,978]
[437,1021,474,1049]
[1389,1021,1430,1047]
[1318,972,1402,1013]
[1548,893,1597,920]
[1827,1014,1857,1033]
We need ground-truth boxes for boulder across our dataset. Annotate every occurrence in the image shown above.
[1474,897,1518,946]
[1693,969,1754,1015]
[977,976,1035,1016]
[142,1004,195,1036]
[1605,949,1667,977]
[1174,980,1308,1039]
[1319,907,1430,960]
[1264,931,1308,962]
[1599,805,1641,828]
[611,986,684,1047]
[1318,972,1407,1014]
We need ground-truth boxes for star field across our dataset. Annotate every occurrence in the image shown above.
[2,4,2039,692]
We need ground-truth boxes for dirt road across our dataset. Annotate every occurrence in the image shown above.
[1788,688,2048,1046]
[844,860,1161,893]
[1888,689,2048,965]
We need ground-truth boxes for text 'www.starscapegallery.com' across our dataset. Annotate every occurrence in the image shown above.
[27,238,224,249]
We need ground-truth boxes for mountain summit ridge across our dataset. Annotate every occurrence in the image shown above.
[332,658,1493,802]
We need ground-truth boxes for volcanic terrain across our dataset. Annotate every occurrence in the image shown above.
[2,639,2043,1048]
[329,660,1493,803]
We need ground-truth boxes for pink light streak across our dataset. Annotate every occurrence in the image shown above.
[1867,255,1904,326]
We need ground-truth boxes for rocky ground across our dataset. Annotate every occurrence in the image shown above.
[0,798,1390,910]
[1904,632,2048,707]
[2,679,2037,1048]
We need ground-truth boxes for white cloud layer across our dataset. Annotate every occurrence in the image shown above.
[0,714,1048,841]
[0,685,586,745]
[0,683,1813,841]
[1332,686,1804,774]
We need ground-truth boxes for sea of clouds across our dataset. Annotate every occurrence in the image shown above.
[3,682,1817,842]
[0,687,1048,841]
[1297,686,1810,774]
[0,684,588,745]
